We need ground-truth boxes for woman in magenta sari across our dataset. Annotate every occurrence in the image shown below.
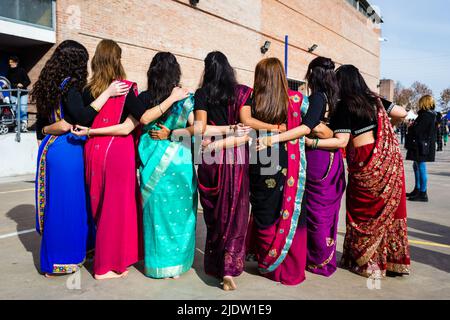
[308,65,410,277]
[259,57,345,277]
[241,58,324,285]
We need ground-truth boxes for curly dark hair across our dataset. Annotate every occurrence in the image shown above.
[200,51,237,109]
[31,40,89,119]
[146,52,181,107]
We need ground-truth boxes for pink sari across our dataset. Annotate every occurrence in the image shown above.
[84,80,142,275]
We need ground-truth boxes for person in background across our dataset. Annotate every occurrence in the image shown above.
[400,121,407,145]
[7,56,30,131]
[443,116,449,147]
[436,112,443,152]
[405,95,437,202]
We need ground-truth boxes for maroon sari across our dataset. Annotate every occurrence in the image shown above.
[341,103,410,277]
[197,84,252,278]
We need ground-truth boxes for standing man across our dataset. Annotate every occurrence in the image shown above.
[7,56,30,132]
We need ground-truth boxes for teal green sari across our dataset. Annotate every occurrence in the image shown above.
[138,95,197,278]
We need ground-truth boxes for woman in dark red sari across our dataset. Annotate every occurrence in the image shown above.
[308,65,410,277]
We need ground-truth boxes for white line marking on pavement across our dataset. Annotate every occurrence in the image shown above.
[0,188,34,195]
[0,229,35,240]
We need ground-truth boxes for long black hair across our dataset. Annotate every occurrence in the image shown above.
[31,40,89,119]
[200,51,237,108]
[306,56,339,114]
[146,52,181,107]
[335,64,379,122]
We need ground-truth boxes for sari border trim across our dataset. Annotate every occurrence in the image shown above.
[259,96,308,274]
[36,135,58,234]
[307,248,335,271]
[52,262,83,274]
[144,261,193,279]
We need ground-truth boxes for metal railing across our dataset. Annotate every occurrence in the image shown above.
[0,88,29,142]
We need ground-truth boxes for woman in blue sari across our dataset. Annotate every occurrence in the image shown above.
[32,40,128,277]
[138,52,197,279]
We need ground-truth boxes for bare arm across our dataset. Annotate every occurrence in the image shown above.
[42,119,73,136]
[305,133,351,151]
[71,116,139,137]
[312,123,334,139]
[140,87,189,125]
[203,135,250,152]
[390,105,408,127]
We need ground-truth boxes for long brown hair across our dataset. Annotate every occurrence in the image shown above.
[87,39,126,98]
[253,58,288,124]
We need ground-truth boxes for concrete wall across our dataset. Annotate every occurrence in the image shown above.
[0,133,38,178]
[27,0,381,94]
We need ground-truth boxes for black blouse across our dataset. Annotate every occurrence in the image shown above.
[194,88,230,126]
[36,87,99,140]
[82,88,147,124]
[330,97,395,137]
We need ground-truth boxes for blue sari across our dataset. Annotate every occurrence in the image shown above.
[35,79,95,274]
[138,95,197,278]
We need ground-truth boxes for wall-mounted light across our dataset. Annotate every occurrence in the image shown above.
[260,41,271,54]
[189,0,199,6]
[308,44,318,53]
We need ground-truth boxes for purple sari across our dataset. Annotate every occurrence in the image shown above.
[198,84,253,278]
[305,148,346,276]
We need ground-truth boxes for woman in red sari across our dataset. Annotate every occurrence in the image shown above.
[308,65,410,277]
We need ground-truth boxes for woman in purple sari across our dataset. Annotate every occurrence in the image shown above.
[257,57,345,277]
[194,52,252,291]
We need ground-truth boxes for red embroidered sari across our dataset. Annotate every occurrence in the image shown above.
[341,104,410,277]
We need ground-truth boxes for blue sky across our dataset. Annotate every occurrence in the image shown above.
[374,0,450,96]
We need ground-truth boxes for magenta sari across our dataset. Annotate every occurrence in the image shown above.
[247,90,308,286]
[84,80,142,275]
[197,84,252,278]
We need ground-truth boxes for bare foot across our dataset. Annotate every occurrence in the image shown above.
[223,276,237,291]
[94,270,128,280]
[44,273,68,278]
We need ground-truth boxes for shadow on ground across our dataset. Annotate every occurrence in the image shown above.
[6,204,40,273]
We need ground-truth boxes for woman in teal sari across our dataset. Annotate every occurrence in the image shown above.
[138,52,197,279]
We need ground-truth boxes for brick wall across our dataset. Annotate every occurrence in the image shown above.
[28,0,381,97]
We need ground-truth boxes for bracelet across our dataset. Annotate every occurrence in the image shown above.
[157,104,164,115]
[87,127,91,138]
[313,138,319,149]
[90,104,100,112]
[41,127,47,136]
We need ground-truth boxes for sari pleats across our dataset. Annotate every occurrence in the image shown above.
[305,149,346,277]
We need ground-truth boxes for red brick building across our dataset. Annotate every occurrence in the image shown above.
[1,0,383,96]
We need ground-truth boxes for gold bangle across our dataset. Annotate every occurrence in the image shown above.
[158,104,164,115]
[41,127,47,136]
[87,127,91,138]
[91,104,100,112]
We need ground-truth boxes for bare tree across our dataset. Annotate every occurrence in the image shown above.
[439,88,450,113]
[410,82,433,111]
[394,82,415,110]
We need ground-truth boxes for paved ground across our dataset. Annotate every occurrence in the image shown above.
[0,146,449,300]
